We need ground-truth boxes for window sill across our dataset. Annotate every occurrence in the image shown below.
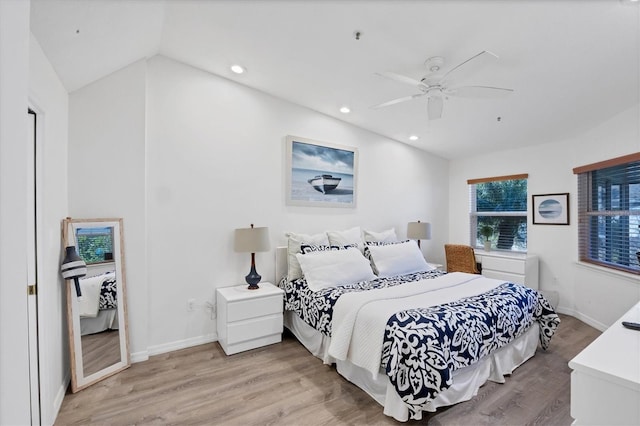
[575,261,639,284]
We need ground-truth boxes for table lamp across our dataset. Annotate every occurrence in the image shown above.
[407,220,431,248]
[61,246,87,297]
[234,224,271,289]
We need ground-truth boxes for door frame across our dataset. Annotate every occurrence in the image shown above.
[27,107,41,425]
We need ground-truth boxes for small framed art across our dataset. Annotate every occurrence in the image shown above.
[532,193,570,225]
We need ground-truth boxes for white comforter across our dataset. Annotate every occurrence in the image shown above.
[327,272,508,376]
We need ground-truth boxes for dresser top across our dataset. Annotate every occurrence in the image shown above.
[474,250,536,260]
[569,301,640,391]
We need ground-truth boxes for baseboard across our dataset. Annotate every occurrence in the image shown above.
[144,333,218,359]
[50,371,70,426]
[556,306,607,332]
[130,350,150,363]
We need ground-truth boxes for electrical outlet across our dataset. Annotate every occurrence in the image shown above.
[187,298,196,312]
[205,301,215,320]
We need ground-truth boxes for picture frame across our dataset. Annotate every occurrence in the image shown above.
[532,193,570,225]
[285,135,358,208]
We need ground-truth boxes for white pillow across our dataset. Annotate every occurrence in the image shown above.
[77,273,106,318]
[295,247,376,291]
[363,228,397,243]
[367,240,434,278]
[286,232,329,282]
[327,226,363,252]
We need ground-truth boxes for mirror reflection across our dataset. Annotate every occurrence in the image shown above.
[63,218,130,392]
[76,225,120,377]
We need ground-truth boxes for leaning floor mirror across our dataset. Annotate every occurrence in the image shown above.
[62,217,130,392]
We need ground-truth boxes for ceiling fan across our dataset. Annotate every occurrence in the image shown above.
[372,50,513,120]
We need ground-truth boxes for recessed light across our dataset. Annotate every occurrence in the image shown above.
[339,106,351,114]
[409,135,419,141]
[230,64,245,74]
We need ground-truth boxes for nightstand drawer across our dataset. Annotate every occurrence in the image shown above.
[226,313,283,345]
[481,256,525,274]
[227,294,282,322]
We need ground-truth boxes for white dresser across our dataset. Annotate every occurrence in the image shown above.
[216,282,284,355]
[568,302,640,425]
[475,251,539,290]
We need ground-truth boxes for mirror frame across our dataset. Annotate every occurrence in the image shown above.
[62,217,131,392]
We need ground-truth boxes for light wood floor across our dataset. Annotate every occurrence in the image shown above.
[81,330,121,377]
[55,314,600,425]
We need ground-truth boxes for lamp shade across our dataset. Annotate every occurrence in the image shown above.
[61,246,87,297]
[234,226,270,253]
[407,221,431,240]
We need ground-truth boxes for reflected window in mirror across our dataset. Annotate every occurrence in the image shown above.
[76,226,114,264]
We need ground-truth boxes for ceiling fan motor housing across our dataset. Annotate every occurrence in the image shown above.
[424,56,444,73]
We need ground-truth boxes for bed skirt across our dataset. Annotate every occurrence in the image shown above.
[80,308,119,336]
[284,310,539,422]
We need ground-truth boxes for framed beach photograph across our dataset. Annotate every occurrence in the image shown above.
[532,193,570,225]
[285,135,358,208]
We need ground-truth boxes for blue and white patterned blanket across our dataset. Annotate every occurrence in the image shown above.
[283,272,560,419]
[381,282,560,417]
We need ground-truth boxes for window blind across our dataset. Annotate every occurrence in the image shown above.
[575,153,640,274]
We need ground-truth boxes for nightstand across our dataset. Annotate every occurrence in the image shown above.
[216,282,284,355]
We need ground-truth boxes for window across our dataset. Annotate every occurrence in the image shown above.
[468,174,528,252]
[76,226,114,264]
[574,153,640,275]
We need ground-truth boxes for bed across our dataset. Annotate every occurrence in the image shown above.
[77,271,119,336]
[276,228,560,421]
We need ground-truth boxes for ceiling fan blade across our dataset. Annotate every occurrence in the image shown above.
[440,50,499,84]
[447,85,514,98]
[427,96,443,120]
[375,71,422,87]
[371,93,425,109]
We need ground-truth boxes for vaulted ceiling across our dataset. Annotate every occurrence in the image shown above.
[30,0,640,159]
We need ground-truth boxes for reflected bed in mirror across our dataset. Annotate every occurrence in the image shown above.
[62,218,130,392]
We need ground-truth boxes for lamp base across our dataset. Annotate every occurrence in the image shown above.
[73,277,82,297]
[245,264,261,290]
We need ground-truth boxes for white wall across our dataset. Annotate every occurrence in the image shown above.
[69,60,149,359]
[28,35,70,425]
[0,0,32,424]
[449,104,640,330]
[67,55,449,356]
[145,55,448,350]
